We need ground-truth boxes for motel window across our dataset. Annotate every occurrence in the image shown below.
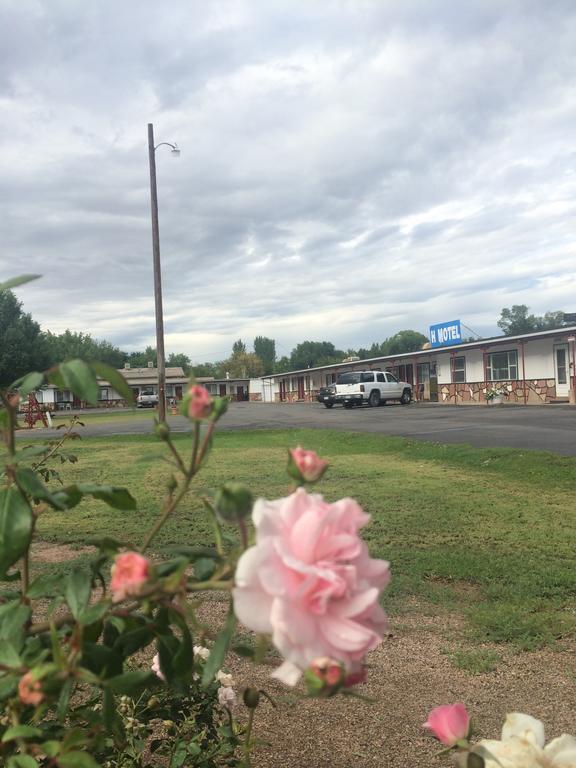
[452,357,466,383]
[99,387,109,401]
[487,350,518,381]
[55,389,72,402]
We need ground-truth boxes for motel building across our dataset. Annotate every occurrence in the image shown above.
[260,323,576,406]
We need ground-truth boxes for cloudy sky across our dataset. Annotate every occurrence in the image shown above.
[2,0,576,364]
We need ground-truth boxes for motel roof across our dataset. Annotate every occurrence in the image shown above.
[261,325,576,379]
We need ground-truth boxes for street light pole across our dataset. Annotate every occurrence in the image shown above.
[147,123,180,423]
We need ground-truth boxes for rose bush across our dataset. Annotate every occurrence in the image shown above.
[0,275,391,768]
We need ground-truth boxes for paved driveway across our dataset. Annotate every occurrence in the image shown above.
[18,402,576,456]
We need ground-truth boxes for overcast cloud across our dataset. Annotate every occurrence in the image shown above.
[1,0,576,363]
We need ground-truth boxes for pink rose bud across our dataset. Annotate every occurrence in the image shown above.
[310,657,344,687]
[187,385,213,420]
[18,672,44,706]
[288,447,328,483]
[110,552,151,601]
[423,703,471,746]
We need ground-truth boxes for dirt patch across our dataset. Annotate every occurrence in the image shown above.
[33,541,92,563]
[195,595,576,768]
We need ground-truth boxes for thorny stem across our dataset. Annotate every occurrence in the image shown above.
[0,391,16,460]
[27,579,234,634]
[140,419,216,554]
[165,439,187,475]
[243,707,255,768]
[32,418,80,472]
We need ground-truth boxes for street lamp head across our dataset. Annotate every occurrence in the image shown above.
[171,144,181,157]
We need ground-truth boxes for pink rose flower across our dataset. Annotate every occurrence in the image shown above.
[187,385,212,420]
[110,552,151,602]
[18,672,44,706]
[288,447,328,483]
[233,488,390,685]
[309,657,344,687]
[424,703,471,746]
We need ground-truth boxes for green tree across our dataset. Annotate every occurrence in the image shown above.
[166,352,191,374]
[44,330,126,368]
[0,290,51,388]
[497,306,567,336]
[225,352,264,378]
[191,362,219,378]
[253,336,276,374]
[232,339,246,356]
[289,341,345,370]
[384,330,428,354]
[128,346,157,367]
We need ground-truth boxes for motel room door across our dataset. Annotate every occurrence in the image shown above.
[554,344,570,397]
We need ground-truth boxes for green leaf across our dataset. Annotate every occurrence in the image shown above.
[0,487,33,578]
[107,670,157,695]
[51,484,136,511]
[0,275,41,292]
[46,367,66,391]
[0,603,31,648]
[58,753,100,768]
[56,678,74,722]
[15,468,64,509]
[0,675,18,700]
[65,568,92,619]
[11,372,44,398]
[202,604,236,687]
[2,724,43,742]
[0,639,22,667]
[193,557,216,581]
[7,756,40,768]
[76,484,137,510]
[78,600,110,626]
[27,573,64,599]
[59,360,99,405]
[41,741,60,758]
[89,361,135,405]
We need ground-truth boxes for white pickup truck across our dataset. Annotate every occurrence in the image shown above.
[333,371,412,408]
[137,389,159,408]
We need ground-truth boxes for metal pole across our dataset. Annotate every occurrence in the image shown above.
[148,123,166,422]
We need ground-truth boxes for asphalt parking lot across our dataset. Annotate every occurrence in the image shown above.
[18,401,576,456]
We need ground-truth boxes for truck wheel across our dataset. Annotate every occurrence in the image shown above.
[343,402,353,409]
[368,390,381,407]
[401,389,412,405]
[324,402,334,409]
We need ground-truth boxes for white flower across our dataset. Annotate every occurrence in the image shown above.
[462,713,576,768]
[217,686,237,710]
[151,653,165,681]
[193,645,210,661]
[216,670,234,687]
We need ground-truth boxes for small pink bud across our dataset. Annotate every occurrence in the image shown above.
[309,657,345,688]
[18,672,44,706]
[110,552,151,601]
[288,447,328,483]
[187,385,213,420]
[423,703,471,746]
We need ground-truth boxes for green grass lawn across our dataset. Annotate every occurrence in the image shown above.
[21,428,576,651]
[17,409,155,429]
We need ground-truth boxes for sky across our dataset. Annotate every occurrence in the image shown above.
[1,0,576,365]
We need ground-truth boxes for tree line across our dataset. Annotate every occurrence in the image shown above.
[1,287,573,388]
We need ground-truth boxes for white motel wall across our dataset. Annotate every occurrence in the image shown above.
[261,327,576,406]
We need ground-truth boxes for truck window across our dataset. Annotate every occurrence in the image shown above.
[360,372,375,383]
[337,373,361,384]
